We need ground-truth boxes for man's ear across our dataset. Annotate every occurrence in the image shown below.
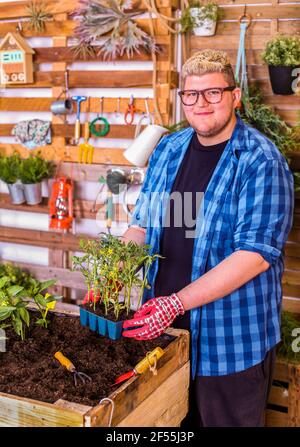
[232,87,242,109]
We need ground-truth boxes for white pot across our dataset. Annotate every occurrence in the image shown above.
[190,7,217,37]
[124,124,169,167]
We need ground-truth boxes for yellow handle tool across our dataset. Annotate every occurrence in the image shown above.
[114,347,164,385]
[54,351,76,372]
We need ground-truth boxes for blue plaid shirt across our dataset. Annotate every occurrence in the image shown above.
[130,116,294,378]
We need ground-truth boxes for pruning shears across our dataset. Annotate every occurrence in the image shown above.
[124,94,135,125]
[113,347,164,386]
[54,351,92,387]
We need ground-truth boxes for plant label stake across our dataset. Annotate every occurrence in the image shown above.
[54,351,92,387]
[113,347,165,386]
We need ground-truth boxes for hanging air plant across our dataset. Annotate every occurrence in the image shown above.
[26,1,53,33]
[71,0,158,60]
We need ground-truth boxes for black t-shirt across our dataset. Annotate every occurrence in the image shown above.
[154,132,228,329]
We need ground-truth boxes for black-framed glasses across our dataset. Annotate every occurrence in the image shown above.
[178,86,236,106]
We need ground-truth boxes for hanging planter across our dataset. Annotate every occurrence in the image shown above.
[180,2,219,37]
[190,6,217,36]
[73,234,162,341]
[262,35,300,96]
[268,65,298,95]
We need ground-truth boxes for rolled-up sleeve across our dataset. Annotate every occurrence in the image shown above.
[233,158,294,265]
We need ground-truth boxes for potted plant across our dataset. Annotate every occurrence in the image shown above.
[18,152,54,205]
[72,233,162,340]
[0,153,25,205]
[261,35,300,95]
[180,2,219,36]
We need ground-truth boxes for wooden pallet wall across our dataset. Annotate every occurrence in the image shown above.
[185,0,300,302]
[0,0,178,300]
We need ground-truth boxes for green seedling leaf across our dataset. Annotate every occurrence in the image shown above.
[7,285,24,297]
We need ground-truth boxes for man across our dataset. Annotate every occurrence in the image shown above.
[121,50,294,427]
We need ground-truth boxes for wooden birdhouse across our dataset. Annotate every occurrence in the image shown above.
[0,32,35,84]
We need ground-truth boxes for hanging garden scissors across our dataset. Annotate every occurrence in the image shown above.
[124,94,135,125]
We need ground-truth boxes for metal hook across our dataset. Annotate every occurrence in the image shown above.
[64,70,70,97]
[100,97,104,116]
[144,97,150,116]
[16,21,23,34]
[116,97,121,115]
[99,398,115,427]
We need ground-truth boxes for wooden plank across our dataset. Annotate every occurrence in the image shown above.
[1,70,178,89]
[268,384,289,407]
[266,409,288,427]
[10,261,86,291]
[33,44,168,63]
[283,296,300,314]
[288,363,300,426]
[0,225,88,251]
[116,362,189,427]
[0,391,85,427]
[283,284,300,299]
[0,123,144,139]
[0,0,176,19]
[274,360,290,382]
[0,97,168,114]
[0,193,132,221]
[0,193,133,223]
[283,270,300,287]
[85,327,190,427]
[0,145,133,166]
[0,19,168,39]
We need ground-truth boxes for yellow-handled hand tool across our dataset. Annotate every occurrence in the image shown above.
[113,347,164,385]
[54,351,92,386]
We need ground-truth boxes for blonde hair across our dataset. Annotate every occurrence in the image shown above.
[182,49,236,86]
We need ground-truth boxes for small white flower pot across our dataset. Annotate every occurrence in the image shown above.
[190,7,217,37]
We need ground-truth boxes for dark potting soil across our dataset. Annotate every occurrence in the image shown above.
[82,303,135,322]
[0,312,171,407]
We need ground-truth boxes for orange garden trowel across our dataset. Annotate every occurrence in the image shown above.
[113,347,164,386]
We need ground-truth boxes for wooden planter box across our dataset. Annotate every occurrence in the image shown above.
[266,359,300,427]
[0,305,190,427]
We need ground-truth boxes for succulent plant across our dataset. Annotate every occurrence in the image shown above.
[71,0,158,60]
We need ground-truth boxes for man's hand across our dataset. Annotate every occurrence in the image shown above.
[122,293,185,340]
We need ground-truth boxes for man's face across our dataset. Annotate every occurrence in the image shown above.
[182,73,241,138]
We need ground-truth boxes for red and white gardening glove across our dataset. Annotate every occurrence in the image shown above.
[122,293,185,340]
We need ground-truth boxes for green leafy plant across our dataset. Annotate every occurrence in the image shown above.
[0,153,22,184]
[19,152,54,184]
[26,278,61,328]
[261,35,300,66]
[71,0,158,60]
[180,2,220,33]
[72,233,162,320]
[239,86,300,160]
[294,172,300,192]
[277,311,300,363]
[0,276,30,340]
[26,1,53,33]
[0,263,33,289]
[0,263,61,337]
